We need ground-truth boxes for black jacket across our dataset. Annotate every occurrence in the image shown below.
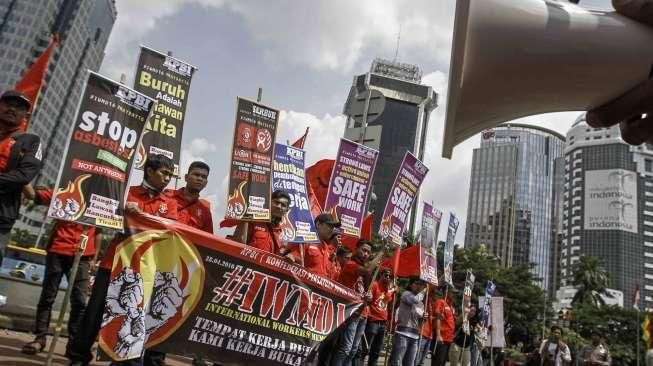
[0,132,42,232]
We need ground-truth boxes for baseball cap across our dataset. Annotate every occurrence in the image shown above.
[0,90,31,109]
[315,213,341,227]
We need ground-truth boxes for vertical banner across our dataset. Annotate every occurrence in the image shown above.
[47,71,154,230]
[478,296,505,348]
[133,46,196,174]
[379,151,429,245]
[324,139,379,237]
[443,212,459,286]
[461,270,475,334]
[226,98,279,222]
[477,280,496,346]
[272,143,319,243]
[419,203,442,285]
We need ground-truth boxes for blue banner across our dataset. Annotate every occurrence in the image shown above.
[272,143,319,243]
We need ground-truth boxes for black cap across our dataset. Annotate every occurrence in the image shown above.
[315,213,341,227]
[0,90,31,109]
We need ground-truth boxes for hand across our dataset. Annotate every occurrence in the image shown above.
[125,202,141,214]
[586,0,653,143]
[436,334,443,343]
[22,184,35,200]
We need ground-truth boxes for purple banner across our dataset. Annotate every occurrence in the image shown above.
[443,212,459,286]
[379,152,429,245]
[419,203,442,285]
[324,139,379,237]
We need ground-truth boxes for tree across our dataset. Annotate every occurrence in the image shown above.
[571,255,611,307]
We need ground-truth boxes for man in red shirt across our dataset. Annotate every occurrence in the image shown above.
[67,154,178,366]
[332,245,352,281]
[166,161,213,234]
[432,285,458,366]
[332,239,380,366]
[293,213,340,278]
[233,190,290,255]
[364,268,396,366]
[19,186,101,356]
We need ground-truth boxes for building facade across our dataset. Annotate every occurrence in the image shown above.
[0,0,116,184]
[465,124,565,292]
[342,58,437,231]
[559,114,651,311]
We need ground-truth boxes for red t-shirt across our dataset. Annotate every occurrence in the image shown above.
[368,281,394,322]
[247,223,284,255]
[421,298,434,339]
[165,188,213,234]
[35,188,96,257]
[289,241,332,278]
[338,259,368,317]
[100,185,178,270]
[434,298,456,342]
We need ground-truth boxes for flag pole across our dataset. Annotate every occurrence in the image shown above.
[415,285,430,364]
[44,227,89,366]
[383,289,398,366]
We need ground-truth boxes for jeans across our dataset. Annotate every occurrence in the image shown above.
[416,337,431,366]
[431,341,451,366]
[67,267,110,364]
[364,321,386,366]
[34,253,90,349]
[389,333,419,366]
[470,343,482,366]
[332,315,367,366]
[449,343,470,366]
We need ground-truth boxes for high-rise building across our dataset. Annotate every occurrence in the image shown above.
[342,58,437,231]
[0,0,116,241]
[559,114,651,311]
[465,124,565,292]
[0,0,116,185]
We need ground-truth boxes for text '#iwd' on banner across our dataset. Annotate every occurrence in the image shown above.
[47,71,154,230]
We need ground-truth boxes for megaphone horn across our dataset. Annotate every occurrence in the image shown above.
[442,0,653,158]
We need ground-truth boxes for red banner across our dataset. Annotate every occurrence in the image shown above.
[98,213,361,364]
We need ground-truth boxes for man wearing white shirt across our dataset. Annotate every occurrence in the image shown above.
[389,277,427,366]
[539,325,572,366]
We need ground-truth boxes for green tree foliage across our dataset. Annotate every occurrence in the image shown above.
[571,255,611,307]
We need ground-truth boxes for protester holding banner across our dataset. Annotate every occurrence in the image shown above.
[232,189,291,256]
[67,154,178,366]
[332,239,378,366]
[389,277,427,366]
[432,286,458,366]
[292,213,340,278]
[449,305,479,366]
[416,289,438,366]
[165,161,213,234]
[331,239,351,281]
[364,268,395,366]
[0,90,41,262]
[19,185,101,356]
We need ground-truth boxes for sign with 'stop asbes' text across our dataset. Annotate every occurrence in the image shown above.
[47,71,154,230]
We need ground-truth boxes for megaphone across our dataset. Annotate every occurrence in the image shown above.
[442,0,653,158]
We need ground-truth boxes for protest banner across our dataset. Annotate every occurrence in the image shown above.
[97,213,361,364]
[443,212,459,286]
[324,139,378,237]
[47,71,154,230]
[419,203,442,285]
[133,46,196,174]
[226,97,279,222]
[477,280,496,346]
[379,151,429,245]
[273,143,319,243]
[479,296,505,348]
[461,270,475,334]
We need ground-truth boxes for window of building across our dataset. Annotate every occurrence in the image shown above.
[646,159,653,173]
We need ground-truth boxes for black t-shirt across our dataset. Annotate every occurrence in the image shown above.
[453,314,479,348]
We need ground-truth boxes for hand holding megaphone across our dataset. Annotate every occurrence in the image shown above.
[587,0,653,145]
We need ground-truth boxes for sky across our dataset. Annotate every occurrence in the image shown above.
[99,0,613,242]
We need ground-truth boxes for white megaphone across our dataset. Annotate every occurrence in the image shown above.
[442,0,653,158]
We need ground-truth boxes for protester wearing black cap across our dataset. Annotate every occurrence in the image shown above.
[0,90,41,263]
[579,330,611,366]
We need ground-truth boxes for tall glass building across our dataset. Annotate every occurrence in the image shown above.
[559,114,651,311]
[465,124,565,292]
[342,59,437,231]
[0,0,116,185]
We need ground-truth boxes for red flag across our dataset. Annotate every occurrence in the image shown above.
[219,218,238,228]
[15,33,59,131]
[308,182,322,220]
[291,127,309,149]
[306,159,334,208]
[381,245,420,278]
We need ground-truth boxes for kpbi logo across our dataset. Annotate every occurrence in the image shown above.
[163,56,193,76]
[286,146,303,160]
[414,160,428,175]
[116,86,153,111]
[355,145,376,159]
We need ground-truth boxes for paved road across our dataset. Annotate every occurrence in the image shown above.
[0,330,193,365]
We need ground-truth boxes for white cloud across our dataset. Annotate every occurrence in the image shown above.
[276,111,347,166]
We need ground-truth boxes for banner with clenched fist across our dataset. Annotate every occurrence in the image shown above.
[98,213,361,364]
